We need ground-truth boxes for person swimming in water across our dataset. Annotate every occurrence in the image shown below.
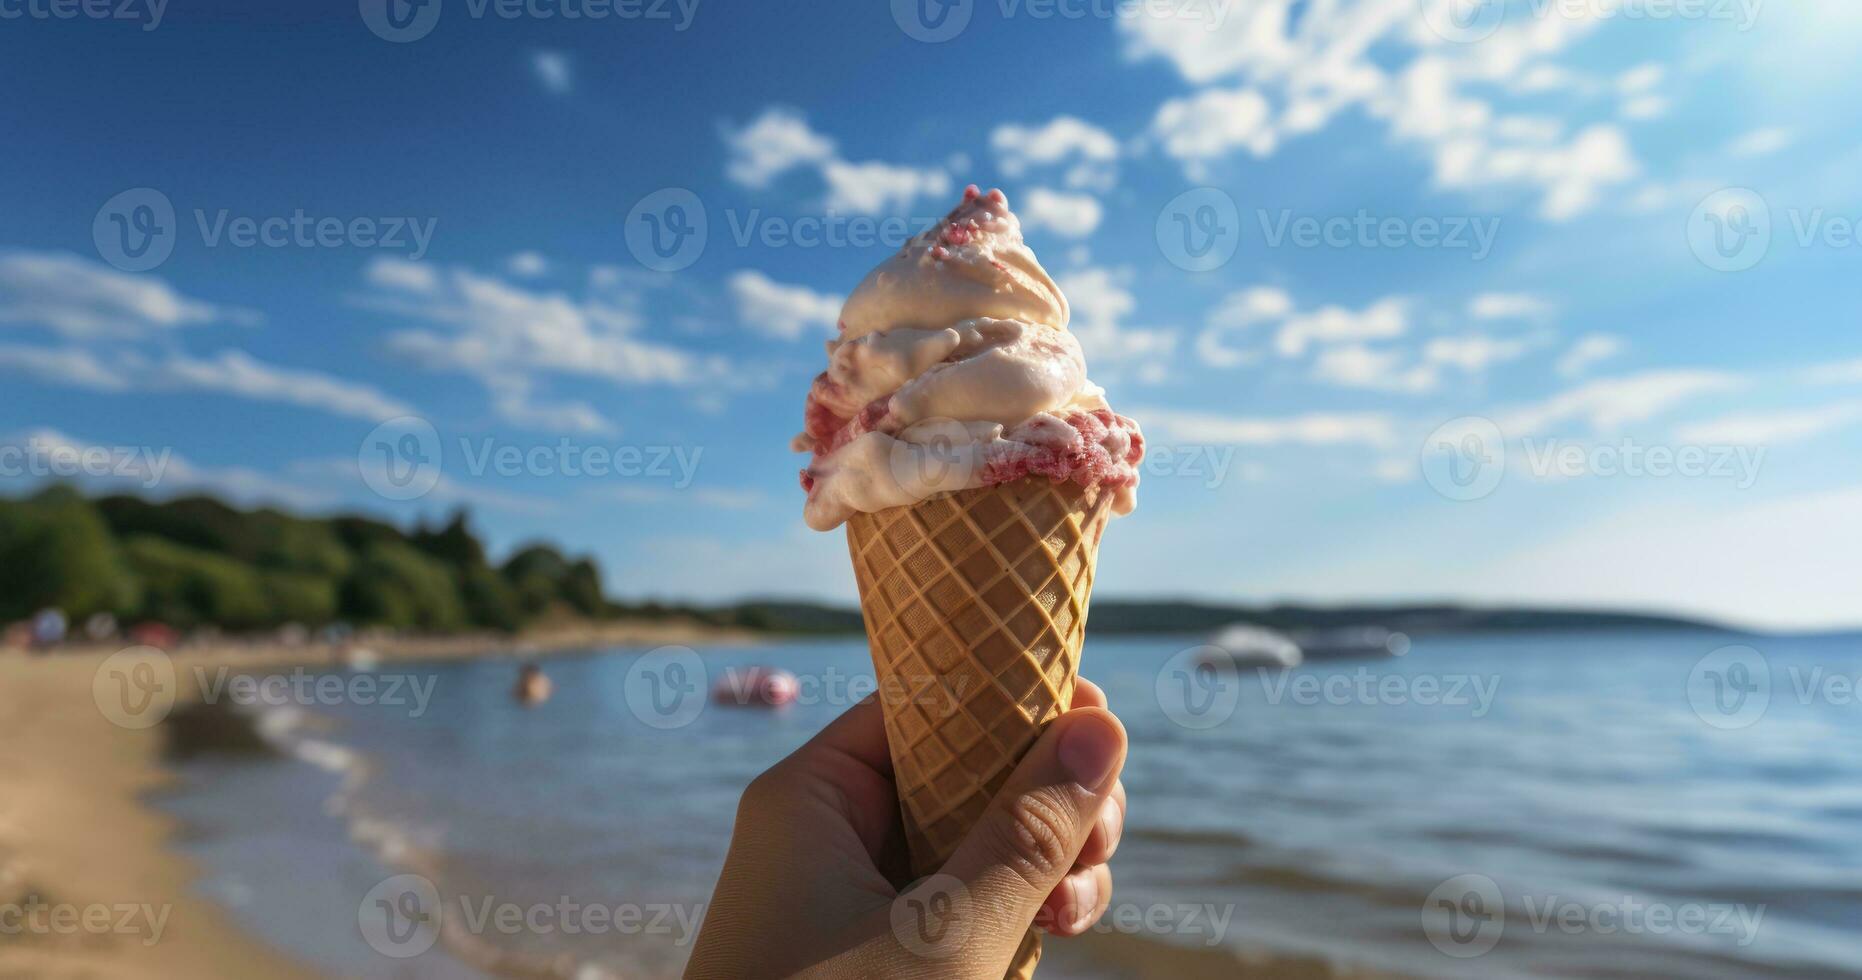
[513,663,552,707]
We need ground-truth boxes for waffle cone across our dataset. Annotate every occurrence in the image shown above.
[847,478,1113,979]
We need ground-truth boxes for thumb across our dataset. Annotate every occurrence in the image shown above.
[937,707,1126,960]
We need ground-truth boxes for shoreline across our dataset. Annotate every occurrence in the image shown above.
[0,618,752,979]
[0,647,320,979]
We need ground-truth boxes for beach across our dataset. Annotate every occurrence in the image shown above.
[8,629,1858,979]
[0,618,751,980]
[0,647,315,979]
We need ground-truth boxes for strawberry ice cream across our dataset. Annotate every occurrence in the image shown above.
[794,186,1144,531]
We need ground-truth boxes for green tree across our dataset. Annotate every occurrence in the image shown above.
[123,536,271,629]
[0,490,138,621]
[341,540,467,631]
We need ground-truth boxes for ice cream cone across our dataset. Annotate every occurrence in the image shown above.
[847,477,1113,979]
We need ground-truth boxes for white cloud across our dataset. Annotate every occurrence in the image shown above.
[1803,358,1862,385]
[1556,333,1625,378]
[1055,267,1176,367]
[1017,188,1104,238]
[506,251,548,278]
[819,160,952,216]
[1498,370,1745,437]
[362,257,728,432]
[722,107,837,188]
[153,350,416,422]
[0,344,415,422]
[1674,401,1862,446]
[1151,87,1276,165]
[1138,407,1398,448]
[1195,286,1290,367]
[367,256,440,293]
[1313,344,1438,393]
[1469,292,1552,320]
[1620,96,1668,121]
[532,50,571,94]
[1276,298,1408,356]
[1309,333,1529,395]
[0,250,250,338]
[1422,333,1533,372]
[1122,3,1642,219]
[990,116,1119,179]
[1726,127,1795,159]
[723,108,949,215]
[728,270,841,340]
[0,344,130,391]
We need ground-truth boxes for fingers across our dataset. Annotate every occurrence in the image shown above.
[788,694,893,778]
[1073,677,1108,711]
[936,707,1128,967]
[1075,781,1126,867]
[1037,863,1114,938]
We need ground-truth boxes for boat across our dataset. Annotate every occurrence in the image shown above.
[1206,624,1303,669]
[1209,623,1410,666]
[711,666,799,707]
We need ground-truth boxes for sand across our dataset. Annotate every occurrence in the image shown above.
[0,618,752,979]
[0,648,318,978]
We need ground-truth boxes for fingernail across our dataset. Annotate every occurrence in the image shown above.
[1100,798,1122,854]
[1068,873,1100,931]
[1059,712,1122,788]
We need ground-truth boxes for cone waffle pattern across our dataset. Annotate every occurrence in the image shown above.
[847,478,1112,979]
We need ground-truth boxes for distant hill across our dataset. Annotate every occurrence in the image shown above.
[2,487,1728,639]
[722,598,1728,637]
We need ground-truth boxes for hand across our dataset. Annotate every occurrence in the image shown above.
[686,679,1129,979]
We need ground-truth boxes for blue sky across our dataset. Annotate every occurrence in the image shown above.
[2,0,1859,630]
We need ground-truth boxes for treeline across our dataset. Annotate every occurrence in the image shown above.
[0,487,765,633]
